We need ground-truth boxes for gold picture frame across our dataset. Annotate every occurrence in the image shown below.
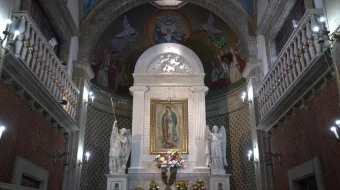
[150,99,188,154]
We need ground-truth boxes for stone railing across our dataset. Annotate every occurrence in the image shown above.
[257,9,328,122]
[7,12,79,120]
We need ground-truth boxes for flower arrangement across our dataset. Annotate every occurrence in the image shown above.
[148,180,160,190]
[176,180,189,190]
[154,150,185,169]
[189,179,206,190]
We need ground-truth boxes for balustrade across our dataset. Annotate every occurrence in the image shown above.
[257,9,328,120]
[7,13,79,120]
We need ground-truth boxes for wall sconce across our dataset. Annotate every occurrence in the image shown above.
[0,19,20,52]
[329,120,340,141]
[54,151,69,163]
[248,150,258,164]
[330,127,340,141]
[84,91,94,107]
[78,152,90,166]
[241,92,252,104]
[0,125,6,141]
[266,151,281,164]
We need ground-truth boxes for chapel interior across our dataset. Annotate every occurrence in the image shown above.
[0,0,340,189]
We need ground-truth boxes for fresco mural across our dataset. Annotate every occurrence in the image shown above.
[145,10,192,46]
[90,3,247,97]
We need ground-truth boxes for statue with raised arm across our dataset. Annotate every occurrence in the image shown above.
[109,120,132,174]
[205,125,228,174]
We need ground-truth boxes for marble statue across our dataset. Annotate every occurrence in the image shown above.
[109,120,132,174]
[205,125,228,174]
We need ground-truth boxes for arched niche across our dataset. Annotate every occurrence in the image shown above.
[129,43,210,176]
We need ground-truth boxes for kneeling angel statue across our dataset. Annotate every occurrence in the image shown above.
[109,120,132,174]
[205,125,228,174]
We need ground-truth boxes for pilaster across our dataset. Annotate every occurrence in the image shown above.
[62,61,94,190]
[247,78,273,190]
[190,86,210,172]
[128,86,148,173]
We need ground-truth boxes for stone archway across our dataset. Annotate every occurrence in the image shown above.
[78,0,257,64]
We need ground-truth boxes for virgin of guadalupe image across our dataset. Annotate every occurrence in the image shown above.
[161,106,178,148]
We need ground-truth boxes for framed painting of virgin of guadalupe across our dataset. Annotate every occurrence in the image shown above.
[150,99,188,154]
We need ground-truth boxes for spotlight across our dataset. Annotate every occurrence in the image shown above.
[58,100,68,105]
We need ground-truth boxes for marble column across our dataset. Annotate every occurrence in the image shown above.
[190,86,210,173]
[128,86,148,173]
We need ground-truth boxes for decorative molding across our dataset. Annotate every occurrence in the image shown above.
[134,43,204,74]
[133,73,205,78]
[190,86,209,94]
[256,0,280,35]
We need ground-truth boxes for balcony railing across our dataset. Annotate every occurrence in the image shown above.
[6,12,79,120]
[257,9,330,128]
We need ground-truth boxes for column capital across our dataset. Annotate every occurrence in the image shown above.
[72,61,95,85]
[190,86,209,95]
[129,86,148,95]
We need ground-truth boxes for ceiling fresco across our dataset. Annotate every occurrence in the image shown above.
[90,3,247,97]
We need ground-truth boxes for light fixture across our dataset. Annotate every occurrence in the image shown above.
[319,16,325,23]
[0,125,6,140]
[54,151,69,163]
[0,19,14,51]
[248,150,258,164]
[58,100,68,105]
[313,26,320,32]
[335,120,340,128]
[241,92,252,104]
[331,127,340,140]
[78,151,91,166]
[266,151,281,165]
[84,91,94,107]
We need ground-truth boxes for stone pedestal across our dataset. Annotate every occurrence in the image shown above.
[106,174,128,190]
[209,174,231,190]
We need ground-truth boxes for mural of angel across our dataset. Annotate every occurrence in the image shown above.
[110,15,138,52]
[202,12,228,48]
[205,125,228,174]
[109,120,132,174]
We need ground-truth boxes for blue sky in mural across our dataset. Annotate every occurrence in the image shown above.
[237,0,253,15]
[83,0,100,16]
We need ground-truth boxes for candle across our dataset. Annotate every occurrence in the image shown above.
[248,153,251,161]
[331,127,339,139]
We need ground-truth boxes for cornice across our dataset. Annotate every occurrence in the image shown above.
[38,0,79,40]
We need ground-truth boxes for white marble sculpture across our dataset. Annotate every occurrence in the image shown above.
[147,53,190,73]
[109,120,132,174]
[205,125,228,174]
